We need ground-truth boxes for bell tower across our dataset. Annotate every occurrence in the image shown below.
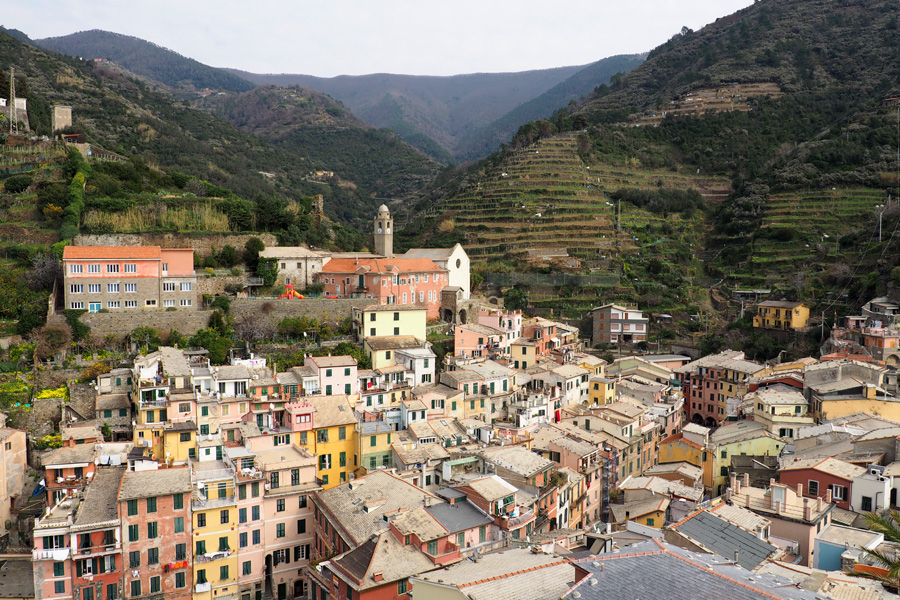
[374,204,393,258]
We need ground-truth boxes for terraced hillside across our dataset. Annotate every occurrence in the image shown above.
[734,188,888,287]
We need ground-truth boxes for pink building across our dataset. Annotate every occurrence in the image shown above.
[305,356,358,397]
[477,309,522,356]
[454,323,505,359]
[317,257,448,319]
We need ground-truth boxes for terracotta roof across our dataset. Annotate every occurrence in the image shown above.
[321,257,445,274]
[63,246,162,260]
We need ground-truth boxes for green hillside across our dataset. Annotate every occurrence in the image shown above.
[35,29,255,93]
[412,0,900,329]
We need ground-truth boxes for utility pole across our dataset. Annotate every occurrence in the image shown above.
[8,67,17,135]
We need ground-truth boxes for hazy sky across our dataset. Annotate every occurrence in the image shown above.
[8,0,754,77]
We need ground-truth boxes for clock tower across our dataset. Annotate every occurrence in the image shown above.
[374,204,393,258]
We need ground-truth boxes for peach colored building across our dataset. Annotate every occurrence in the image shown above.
[62,246,197,312]
[454,322,505,359]
[317,257,448,319]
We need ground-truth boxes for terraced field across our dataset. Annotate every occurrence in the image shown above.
[441,133,727,265]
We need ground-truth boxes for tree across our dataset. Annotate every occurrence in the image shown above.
[4,174,33,193]
[503,285,529,311]
[243,237,265,269]
[130,326,162,353]
[208,310,233,338]
[33,323,73,361]
[862,511,900,587]
[234,314,277,345]
[217,245,239,268]
[189,328,231,365]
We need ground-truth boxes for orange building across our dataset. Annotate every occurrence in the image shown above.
[62,246,196,312]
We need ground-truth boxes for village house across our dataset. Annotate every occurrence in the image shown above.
[590,304,649,346]
[753,300,811,331]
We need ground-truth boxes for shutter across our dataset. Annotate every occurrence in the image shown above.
[76,560,83,577]
[273,552,279,567]
[109,555,116,571]
[94,557,102,574]
[305,545,310,560]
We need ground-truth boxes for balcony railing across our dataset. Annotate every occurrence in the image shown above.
[139,398,168,408]
[507,509,535,528]
[34,547,71,561]
[74,542,120,556]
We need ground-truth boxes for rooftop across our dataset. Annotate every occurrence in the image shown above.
[415,547,575,600]
[670,509,778,570]
[63,245,162,260]
[73,467,125,528]
[331,530,435,591]
[310,395,358,428]
[608,497,670,522]
[0,560,35,598]
[118,467,191,501]
[45,444,96,466]
[564,539,819,600]
[365,336,423,351]
[426,499,492,534]
[780,456,866,481]
[321,256,445,275]
[461,475,518,502]
[314,470,439,547]
[477,445,553,478]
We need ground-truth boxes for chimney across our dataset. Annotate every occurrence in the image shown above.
[730,473,737,491]
[817,496,823,511]
[774,501,782,514]
[803,498,812,521]
[745,493,751,509]
[796,483,803,498]
[733,550,739,564]
[825,489,833,503]
[742,473,750,487]
[769,477,776,487]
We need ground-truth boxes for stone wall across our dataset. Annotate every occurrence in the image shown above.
[74,232,278,257]
[81,310,212,339]
[197,274,245,298]
[67,383,96,422]
[230,298,373,327]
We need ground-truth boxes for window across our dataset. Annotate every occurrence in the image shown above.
[270,472,279,489]
[239,508,247,523]
[107,264,119,274]
[197,513,206,527]
[128,524,138,541]
[146,497,157,513]
[130,581,141,598]
[107,301,120,308]
[149,576,160,594]
[124,264,137,273]
[252,505,260,520]
[53,562,65,577]
[145,299,157,307]
[862,496,873,512]
[427,540,438,555]
[181,282,192,291]
[129,551,140,568]
[107,283,120,294]
[219,536,229,551]
[163,299,176,308]
[88,284,101,293]
[148,547,159,565]
[830,484,847,501]
[125,300,136,308]
[297,519,306,534]
[398,579,408,595]
[124,283,137,292]
[196,569,207,584]
[107,583,118,600]
[176,543,186,561]
[277,523,285,538]
[175,572,186,589]
[181,299,192,307]
[646,518,655,526]
[277,499,285,512]
[252,529,261,545]
[55,581,66,594]
[70,264,83,274]
[317,430,329,443]
[127,499,138,516]
[70,284,83,294]
[147,521,158,538]
[220,565,229,581]
[196,540,207,555]
[243,561,252,576]
[808,480,819,496]
[291,469,300,486]
[339,426,347,440]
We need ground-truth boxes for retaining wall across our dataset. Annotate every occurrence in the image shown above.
[73,232,278,257]
[230,298,373,326]
[81,310,212,339]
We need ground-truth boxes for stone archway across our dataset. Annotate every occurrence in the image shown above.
[443,309,454,323]
[704,416,717,429]
[691,413,704,425]
[458,309,468,325]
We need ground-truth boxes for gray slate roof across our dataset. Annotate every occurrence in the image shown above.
[671,509,778,570]
[426,499,492,534]
[74,467,125,527]
[564,540,819,600]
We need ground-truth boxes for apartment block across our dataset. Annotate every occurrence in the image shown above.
[62,246,196,312]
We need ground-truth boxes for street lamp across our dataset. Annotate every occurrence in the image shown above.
[876,204,886,242]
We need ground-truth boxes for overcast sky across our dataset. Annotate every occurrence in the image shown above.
[8,0,754,77]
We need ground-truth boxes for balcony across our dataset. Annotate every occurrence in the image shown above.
[139,398,168,409]
[34,547,71,561]
[195,549,233,563]
[264,479,322,497]
[507,508,535,528]
[74,542,120,557]
[192,494,236,510]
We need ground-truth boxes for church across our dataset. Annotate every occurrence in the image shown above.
[259,205,470,318]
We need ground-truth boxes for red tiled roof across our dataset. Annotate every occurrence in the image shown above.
[63,246,162,260]
[321,257,445,274]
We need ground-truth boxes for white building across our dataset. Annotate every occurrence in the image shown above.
[258,246,331,289]
[403,243,471,298]
[850,464,894,513]
[395,346,437,386]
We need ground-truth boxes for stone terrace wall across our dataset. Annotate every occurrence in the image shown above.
[82,310,212,339]
[74,232,278,257]
[231,298,372,326]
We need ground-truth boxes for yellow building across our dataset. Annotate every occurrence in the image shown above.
[294,395,357,488]
[588,375,617,405]
[753,301,810,331]
[357,421,395,476]
[609,497,670,529]
[364,336,423,369]
[191,462,239,600]
[658,421,785,495]
[162,422,196,464]
[354,304,427,340]
[510,338,537,370]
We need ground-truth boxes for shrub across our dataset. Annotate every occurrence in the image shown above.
[211,296,231,313]
[4,174,33,193]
